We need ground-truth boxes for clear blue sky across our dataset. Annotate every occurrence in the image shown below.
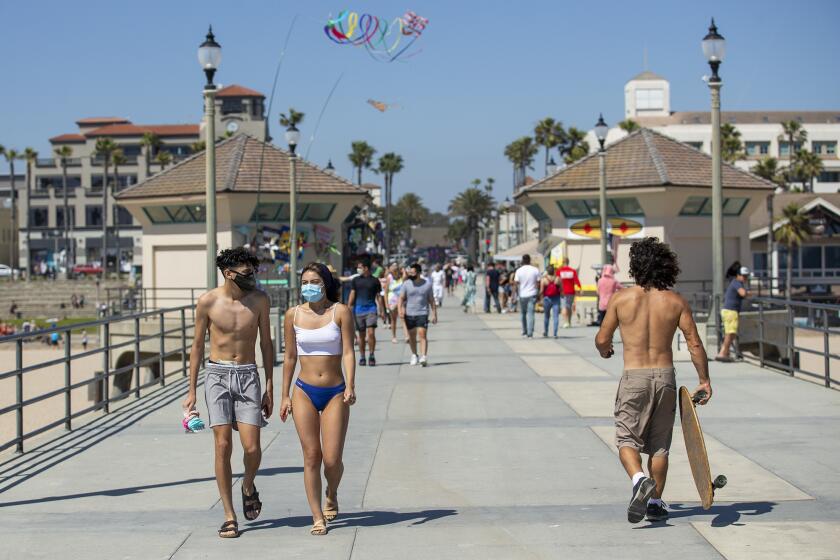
[2,0,838,211]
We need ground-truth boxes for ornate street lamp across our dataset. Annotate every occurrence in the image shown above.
[594,113,609,265]
[703,18,726,347]
[325,159,335,171]
[198,26,221,288]
[286,123,300,302]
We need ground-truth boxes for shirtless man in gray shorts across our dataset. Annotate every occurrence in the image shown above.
[595,237,712,524]
[182,247,274,538]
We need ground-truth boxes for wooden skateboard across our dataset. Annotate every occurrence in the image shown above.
[678,386,727,509]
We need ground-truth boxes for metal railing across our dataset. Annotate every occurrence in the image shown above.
[0,305,194,454]
[746,297,840,388]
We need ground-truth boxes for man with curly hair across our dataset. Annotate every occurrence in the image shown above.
[595,237,712,524]
[182,247,274,538]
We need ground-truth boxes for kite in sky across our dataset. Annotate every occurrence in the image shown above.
[324,9,429,62]
[366,99,400,112]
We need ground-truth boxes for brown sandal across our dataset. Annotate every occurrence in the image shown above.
[218,520,240,539]
[323,489,338,522]
[311,519,328,535]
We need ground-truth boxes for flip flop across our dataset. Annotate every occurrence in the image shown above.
[218,520,240,539]
[311,519,328,535]
[323,489,338,522]
[242,484,262,521]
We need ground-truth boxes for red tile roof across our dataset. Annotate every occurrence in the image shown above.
[216,84,265,98]
[116,134,369,200]
[85,124,200,138]
[76,117,130,125]
[516,128,776,197]
[49,133,87,143]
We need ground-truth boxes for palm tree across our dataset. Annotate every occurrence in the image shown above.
[348,141,376,185]
[780,120,807,189]
[112,149,128,272]
[394,193,429,247]
[774,203,811,297]
[792,150,823,193]
[562,127,589,164]
[751,156,784,187]
[55,146,74,275]
[190,140,206,153]
[534,118,565,176]
[155,150,172,169]
[720,123,744,163]
[3,148,21,268]
[279,108,305,129]
[446,219,468,247]
[95,137,117,274]
[377,152,404,257]
[140,132,161,178]
[504,137,539,189]
[618,119,640,133]
[23,147,37,279]
[449,187,495,264]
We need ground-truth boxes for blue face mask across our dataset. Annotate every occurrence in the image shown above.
[301,284,324,303]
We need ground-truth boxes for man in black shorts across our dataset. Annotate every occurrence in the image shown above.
[348,258,385,366]
[399,263,437,366]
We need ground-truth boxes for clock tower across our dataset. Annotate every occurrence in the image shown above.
[201,84,267,142]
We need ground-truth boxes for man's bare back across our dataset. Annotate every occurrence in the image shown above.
[197,287,269,364]
[596,286,710,400]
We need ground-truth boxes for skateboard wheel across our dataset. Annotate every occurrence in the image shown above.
[713,475,727,489]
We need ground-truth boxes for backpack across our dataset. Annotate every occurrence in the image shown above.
[544,277,560,297]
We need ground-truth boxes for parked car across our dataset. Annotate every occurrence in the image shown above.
[0,264,11,278]
[73,264,103,276]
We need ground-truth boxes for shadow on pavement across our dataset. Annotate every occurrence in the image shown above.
[242,508,457,533]
[0,466,303,508]
[634,501,777,528]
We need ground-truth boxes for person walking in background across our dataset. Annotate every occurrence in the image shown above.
[513,255,540,338]
[557,257,582,328]
[444,263,454,295]
[596,265,622,326]
[461,265,477,312]
[400,263,437,366]
[497,262,510,313]
[81,329,88,351]
[484,261,501,313]
[385,263,407,344]
[539,265,562,338]
[716,266,751,362]
[431,263,446,307]
[348,258,385,367]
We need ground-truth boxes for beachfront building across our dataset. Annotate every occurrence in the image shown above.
[749,193,840,292]
[587,71,840,193]
[17,85,266,274]
[114,134,369,292]
[514,128,775,290]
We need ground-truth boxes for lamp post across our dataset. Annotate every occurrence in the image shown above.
[325,159,335,171]
[198,26,221,289]
[594,113,609,265]
[286,123,301,303]
[703,18,726,347]
[504,197,512,251]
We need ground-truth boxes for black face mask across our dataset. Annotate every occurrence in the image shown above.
[230,271,256,291]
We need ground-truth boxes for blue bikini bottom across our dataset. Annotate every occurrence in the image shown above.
[295,379,346,412]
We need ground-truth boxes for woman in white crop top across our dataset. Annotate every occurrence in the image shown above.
[280,262,356,536]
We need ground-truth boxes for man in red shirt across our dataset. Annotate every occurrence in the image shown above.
[557,257,581,328]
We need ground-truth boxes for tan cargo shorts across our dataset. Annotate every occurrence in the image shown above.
[614,367,677,457]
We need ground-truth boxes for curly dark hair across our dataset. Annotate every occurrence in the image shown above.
[216,247,259,271]
[301,262,340,303]
[629,237,680,290]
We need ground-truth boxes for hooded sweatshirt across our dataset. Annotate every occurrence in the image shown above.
[597,265,622,311]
